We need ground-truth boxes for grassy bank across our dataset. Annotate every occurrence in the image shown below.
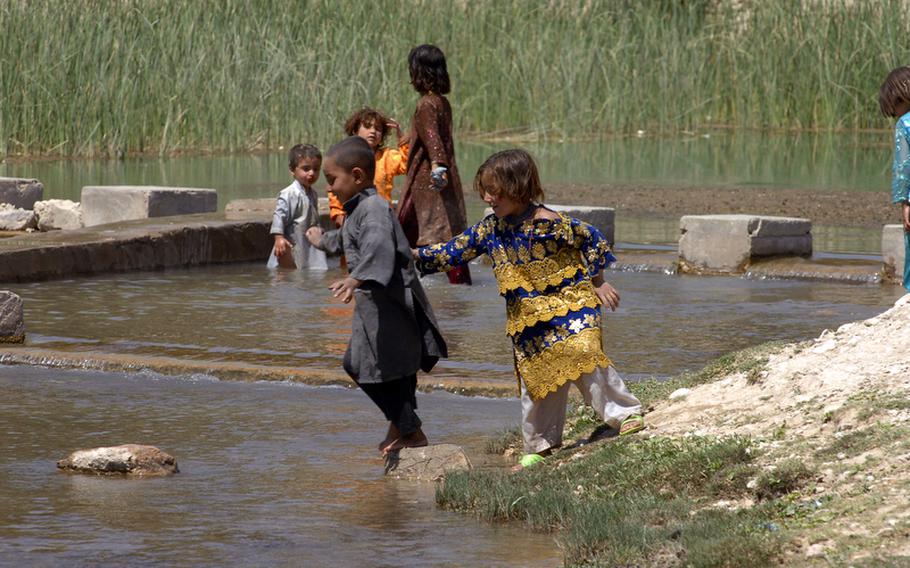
[1,0,907,158]
[438,340,910,566]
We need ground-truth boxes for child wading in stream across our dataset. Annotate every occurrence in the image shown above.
[306,136,447,454]
[268,144,328,270]
[414,149,644,470]
[880,66,910,292]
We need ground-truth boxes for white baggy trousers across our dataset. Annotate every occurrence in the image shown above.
[520,365,642,454]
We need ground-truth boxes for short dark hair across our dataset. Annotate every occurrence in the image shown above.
[288,144,321,169]
[344,107,389,146]
[474,149,544,204]
[408,44,450,95]
[327,136,376,179]
[880,66,910,117]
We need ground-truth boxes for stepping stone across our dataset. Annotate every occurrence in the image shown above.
[384,444,472,481]
[57,444,178,476]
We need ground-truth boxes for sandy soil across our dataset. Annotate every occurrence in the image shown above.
[545,183,899,228]
[646,295,910,563]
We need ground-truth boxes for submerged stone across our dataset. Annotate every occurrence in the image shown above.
[384,444,472,481]
[0,291,25,343]
[57,444,179,476]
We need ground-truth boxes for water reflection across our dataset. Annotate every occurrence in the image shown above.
[1,131,890,206]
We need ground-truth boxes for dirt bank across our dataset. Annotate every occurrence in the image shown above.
[545,183,897,228]
[646,295,910,562]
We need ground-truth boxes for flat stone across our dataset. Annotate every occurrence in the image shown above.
[881,224,906,285]
[57,444,178,476]
[679,214,812,273]
[34,199,83,231]
[0,291,25,343]
[0,177,43,210]
[0,204,37,231]
[81,186,217,227]
[384,444,472,480]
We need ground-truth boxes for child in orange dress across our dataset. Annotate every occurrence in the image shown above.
[328,107,409,228]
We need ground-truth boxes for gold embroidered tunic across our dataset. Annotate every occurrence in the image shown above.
[416,212,617,400]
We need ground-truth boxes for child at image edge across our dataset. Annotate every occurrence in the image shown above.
[880,66,910,292]
[415,149,644,470]
[306,136,447,454]
[268,144,328,270]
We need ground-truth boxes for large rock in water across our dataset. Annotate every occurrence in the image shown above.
[34,199,83,231]
[0,291,25,343]
[384,444,472,480]
[57,444,179,476]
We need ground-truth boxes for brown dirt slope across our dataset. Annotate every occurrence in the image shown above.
[546,183,896,228]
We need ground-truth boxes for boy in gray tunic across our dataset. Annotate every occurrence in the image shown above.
[306,136,446,454]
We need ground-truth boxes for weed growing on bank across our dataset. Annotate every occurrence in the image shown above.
[438,434,797,567]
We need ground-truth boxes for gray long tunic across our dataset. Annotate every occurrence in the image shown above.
[319,188,446,384]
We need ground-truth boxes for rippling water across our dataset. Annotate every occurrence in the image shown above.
[0,365,560,567]
[3,261,905,565]
[12,262,904,382]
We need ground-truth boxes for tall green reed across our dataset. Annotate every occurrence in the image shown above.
[0,0,906,158]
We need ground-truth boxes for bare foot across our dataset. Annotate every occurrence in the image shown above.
[378,423,400,452]
[382,428,428,455]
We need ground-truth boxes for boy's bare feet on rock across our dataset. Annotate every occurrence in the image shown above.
[382,428,428,455]
[379,423,400,452]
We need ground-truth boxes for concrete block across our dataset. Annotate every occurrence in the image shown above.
[34,199,83,231]
[482,204,615,244]
[81,186,217,227]
[882,224,906,285]
[0,177,43,210]
[679,214,812,273]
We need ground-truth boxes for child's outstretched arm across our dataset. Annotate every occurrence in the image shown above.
[306,226,343,256]
[414,220,489,275]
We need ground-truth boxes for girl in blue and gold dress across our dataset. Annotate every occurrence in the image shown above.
[415,149,643,469]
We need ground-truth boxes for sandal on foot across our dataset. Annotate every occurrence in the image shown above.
[517,453,545,468]
[619,414,645,436]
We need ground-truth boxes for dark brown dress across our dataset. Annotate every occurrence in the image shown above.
[397,93,468,248]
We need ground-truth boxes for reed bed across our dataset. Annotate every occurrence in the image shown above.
[1,0,907,158]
